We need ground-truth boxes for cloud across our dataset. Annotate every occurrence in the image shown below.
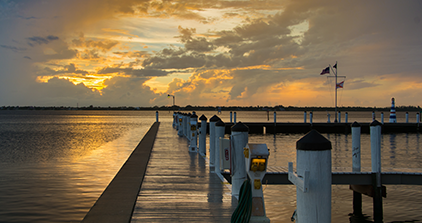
[97,67,168,77]
[0,44,27,52]
[27,35,59,47]
[71,33,119,52]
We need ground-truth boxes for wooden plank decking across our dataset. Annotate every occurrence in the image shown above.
[131,123,236,222]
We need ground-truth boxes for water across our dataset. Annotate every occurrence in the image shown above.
[0,110,421,222]
[0,110,156,222]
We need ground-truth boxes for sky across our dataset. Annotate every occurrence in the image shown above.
[0,0,422,108]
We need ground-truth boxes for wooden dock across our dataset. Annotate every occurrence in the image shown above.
[131,123,236,222]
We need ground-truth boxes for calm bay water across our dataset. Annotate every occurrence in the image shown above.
[0,110,421,222]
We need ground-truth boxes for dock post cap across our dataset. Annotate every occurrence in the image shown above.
[199,114,207,120]
[215,120,225,126]
[370,120,382,126]
[231,121,249,132]
[210,115,221,122]
[351,121,361,127]
[296,129,332,151]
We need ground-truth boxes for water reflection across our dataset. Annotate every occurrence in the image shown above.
[0,111,153,222]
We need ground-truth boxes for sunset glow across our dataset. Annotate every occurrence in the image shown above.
[1,0,421,107]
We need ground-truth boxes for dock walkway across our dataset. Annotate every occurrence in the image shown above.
[131,123,236,222]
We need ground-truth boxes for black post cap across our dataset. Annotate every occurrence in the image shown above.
[231,121,249,132]
[370,120,382,126]
[210,115,221,122]
[199,114,207,121]
[190,113,198,118]
[296,129,332,151]
[351,121,361,127]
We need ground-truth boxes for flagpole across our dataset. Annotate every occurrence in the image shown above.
[330,61,338,122]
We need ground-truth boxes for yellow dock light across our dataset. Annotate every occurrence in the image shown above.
[250,157,267,172]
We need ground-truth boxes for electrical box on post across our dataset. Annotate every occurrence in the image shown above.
[219,138,230,171]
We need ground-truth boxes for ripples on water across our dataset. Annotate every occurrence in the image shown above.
[1,110,421,222]
[0,110,155,222]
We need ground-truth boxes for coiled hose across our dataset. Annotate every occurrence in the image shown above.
[231,179,252,223]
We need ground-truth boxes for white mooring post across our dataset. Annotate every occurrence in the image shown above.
[177,113,183,137]
[209,115,220,167]
[187,113,192,141]
[175,112,179,131]
[303,111,307,123]
[309,112,313,124]
[230,111,233,123]
[156,111,159,122]
[189,113,198,152]
[351,121,363,216]
[417,113,420,124]
[234,112,237,123]
[381,112,384,124]
[345,112,348,123]
[199,115,207,156]
[338,111,341,123]
[327,113,331,123]
[372,111,376,121]
[215,120,225,172]
[370,120,383,223]
[406,112,409,123]
[352,122,362,172]
[231,122,249,198]
[182,113,187,138]
[289,130,332,223]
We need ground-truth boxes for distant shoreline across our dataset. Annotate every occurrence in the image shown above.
[1,105,421,112]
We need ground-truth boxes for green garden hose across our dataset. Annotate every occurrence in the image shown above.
[231,179,252,223]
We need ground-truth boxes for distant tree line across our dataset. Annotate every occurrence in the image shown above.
[2,105,421,111]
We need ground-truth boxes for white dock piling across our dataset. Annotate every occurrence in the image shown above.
[381,112,384,124]
[189,113,198,152]
[231,122,249,198]
[345,112,348,123]
[234,112,237,123]
[230,111,233,123]
[215,120,225,172]
[303,111,307,123]
[327,113,331,123]
[352,122,361,172]
[293,130,332,223]
[406,112,409,123]
[352,122,362,216]
[209,115,220,167]
[156,111,159,122]
[199,115,207,156]
[338,111,341,123]
[177,113,183,137]
[372,111,376,121]
[309,112,313,124]
[370,120,383,223]
[417,113,420,124]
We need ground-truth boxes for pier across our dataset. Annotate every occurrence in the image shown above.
[82,112,422,223]
[82,121,236,222]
